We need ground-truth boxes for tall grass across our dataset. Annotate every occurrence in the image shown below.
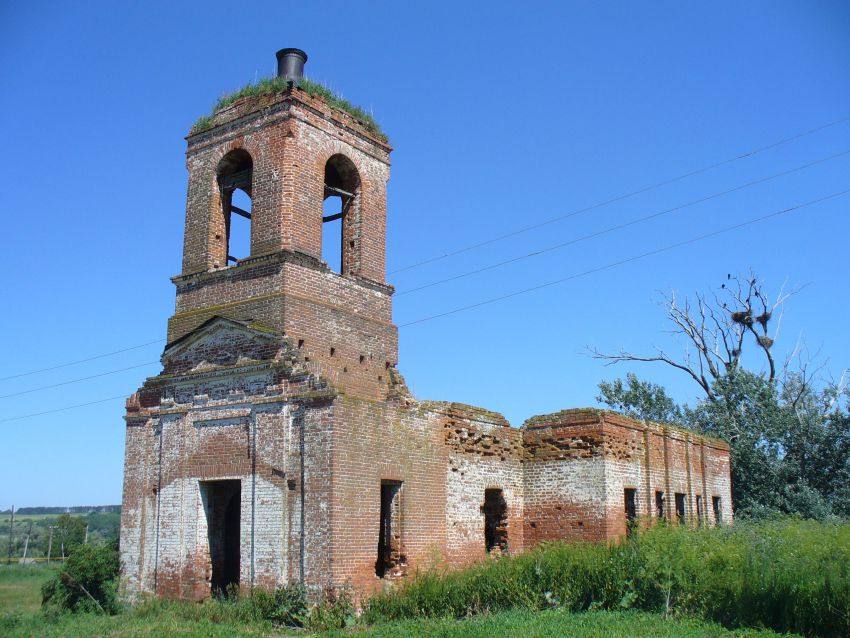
[363,518,850,638]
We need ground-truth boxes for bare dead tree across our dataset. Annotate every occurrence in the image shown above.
[590,273,798,400]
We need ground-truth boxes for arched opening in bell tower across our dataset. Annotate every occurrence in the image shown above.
[322,154,359,274]
[217,149,253,265]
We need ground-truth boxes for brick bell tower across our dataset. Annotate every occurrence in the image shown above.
[120,49,405,600]
[173,48,395,400]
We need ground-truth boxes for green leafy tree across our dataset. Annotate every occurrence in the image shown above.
[55,513,87,553]
[779,374,850,517]
[597,373,682,424]
[688,370,786,514]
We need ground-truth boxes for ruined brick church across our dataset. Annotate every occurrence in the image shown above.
[119,49,732,600]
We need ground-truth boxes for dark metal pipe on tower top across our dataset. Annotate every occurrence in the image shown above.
[276,48,308,84]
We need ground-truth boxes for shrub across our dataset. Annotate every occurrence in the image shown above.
[41,543,119,614]
[306,587,354,631]
[128,584,307,628]
[250,584,308,627]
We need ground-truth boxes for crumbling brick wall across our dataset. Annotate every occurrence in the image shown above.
[120,75,733,603]
[119,321,338,600]
[439,403,524,565]
[520,409,732,546]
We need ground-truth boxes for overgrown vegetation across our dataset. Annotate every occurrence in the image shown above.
[190,76,387,141]
[4,521,843,637]
[363,519,850,638]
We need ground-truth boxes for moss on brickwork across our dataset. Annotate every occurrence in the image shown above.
[190,76,387,141]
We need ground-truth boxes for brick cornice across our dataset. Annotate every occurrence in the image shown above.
[186,90,392,159]
[172,248,394,296]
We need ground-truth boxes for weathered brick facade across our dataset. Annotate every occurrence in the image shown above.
[119,56,732,601]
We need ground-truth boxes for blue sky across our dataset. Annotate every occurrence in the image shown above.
[1,1,848,507]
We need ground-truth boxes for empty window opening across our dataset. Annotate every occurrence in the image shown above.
[624,488,637,537]
[376,480,404,578]
[712,496,722,524]
[227,189,251,262]
[482,488,508,554]
[322,196,343,271]
[217,150,253,265]
[675,493,686,525]
[696,495,703,524]
[322,154,359,274]
[200,480,241,596]
[655,491,665,519]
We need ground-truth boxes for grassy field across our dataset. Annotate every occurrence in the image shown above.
[0,564,53,614]
[324,610,796,638]
[1,514,58,523]
[0,564,796,638]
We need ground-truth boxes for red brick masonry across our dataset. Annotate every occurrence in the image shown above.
[119,83,732,602]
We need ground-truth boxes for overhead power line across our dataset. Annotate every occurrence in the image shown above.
[397,186,850,327]
[0,361,160,400]
[3,187,846,424]
[0,395,129,424]
[5,116,849,386]
[388,114,850,275]
[395,148,850,297]
[0,339,165,382]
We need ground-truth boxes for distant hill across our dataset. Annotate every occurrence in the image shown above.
[1,505,121,515]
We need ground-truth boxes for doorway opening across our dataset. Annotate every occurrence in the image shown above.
[201,480,241,595]
[375,480,403,578]
[482,488,508,554]
[712,496,723,524]
[675,492,686,526]
[624,488,637,536]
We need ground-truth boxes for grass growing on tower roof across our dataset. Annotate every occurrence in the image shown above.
[191,76,387,142]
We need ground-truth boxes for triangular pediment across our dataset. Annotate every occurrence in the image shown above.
[162,316,287,373]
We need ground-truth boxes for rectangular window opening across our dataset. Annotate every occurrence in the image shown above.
[624,488,637,537]
[322,196,344,273]
[675,493,686,525]
[696,495,703,524]
[712,496,722,525]
[226,188,252,264]
[376,480,404,578]
[655,490,665,520]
